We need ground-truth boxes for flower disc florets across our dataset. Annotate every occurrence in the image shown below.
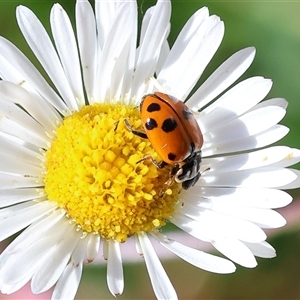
[44,103,181,242]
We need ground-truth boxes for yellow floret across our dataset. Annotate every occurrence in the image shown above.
[44,103,181,242]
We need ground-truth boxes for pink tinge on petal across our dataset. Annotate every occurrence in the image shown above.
[0,284,52,300]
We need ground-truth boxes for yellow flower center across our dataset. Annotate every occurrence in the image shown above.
[44,103,181,242]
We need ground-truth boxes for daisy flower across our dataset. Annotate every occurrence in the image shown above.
[0,1,299,299]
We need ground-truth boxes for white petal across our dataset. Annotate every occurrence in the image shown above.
[0,116,48,148]
[31,224,81,294]
[71,235,90,265]
[0,201,40,217]
[0,135,42,167]
[184,186,292,209]
[119,10,137,100]
[108,36,132,101]
[0,173,42,190]
[214,206,286,229]
[0,188,44,207]
[16,6,78,111]
[95,0,118,49]
[94,0,138,100]
[243,241,276,258]
[272,148,300,168]
[76,0,97,102]
[0,37,68,114]
[136,5,153,48]
[0,97,47,139]
[103,240,109,261]
[132,0,171,98]
[51,236,88,300]
[250,97,288,111]
[170,213,222,242]
[107,240,124,296]
[212,238,257,268]
[0,201,55,242]
[158,7,209,81]
[176,206,266,243]
[0,81,58,132]
[0,155,42,177]
[1,246,37,286]
[0,273,32,295]
[202,104,285,145]
[187,47,256,110]
[180,18,224,99]
[204,146,294,172]
[0,216,71,285]
[278,169,300,189]
[134,234,143,256]
[1,133,33,148]
[184,196,286,229]
[202,124,289,156]
[203,76,271,114]
[94,2,136,101]
[86,234,101,263]
[51,262,82,300]
[159,15,224,100]
[5,210,65,256]
[202,168,297,188]
[155,39,170,76]
[153,232,236,274]
[50,4,84,106]
[0,57,61,129]
[138,233,177,300]
[198,77,272,135]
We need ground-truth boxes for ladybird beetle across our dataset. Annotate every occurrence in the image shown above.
[126,92,204,190]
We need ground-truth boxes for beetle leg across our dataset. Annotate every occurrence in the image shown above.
[137,154,167,169]
[124,118,148,139]
[159,164,180,197]
[170,163,180,177]
[159,177,175,197]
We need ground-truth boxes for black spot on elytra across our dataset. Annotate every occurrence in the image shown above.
[161,118,177,133]
[147,103,161,112]
[182,108,193,120]
[145,118,157,130]
[168,153,177,161]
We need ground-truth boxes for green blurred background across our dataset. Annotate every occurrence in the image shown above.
[0,0,300,299]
